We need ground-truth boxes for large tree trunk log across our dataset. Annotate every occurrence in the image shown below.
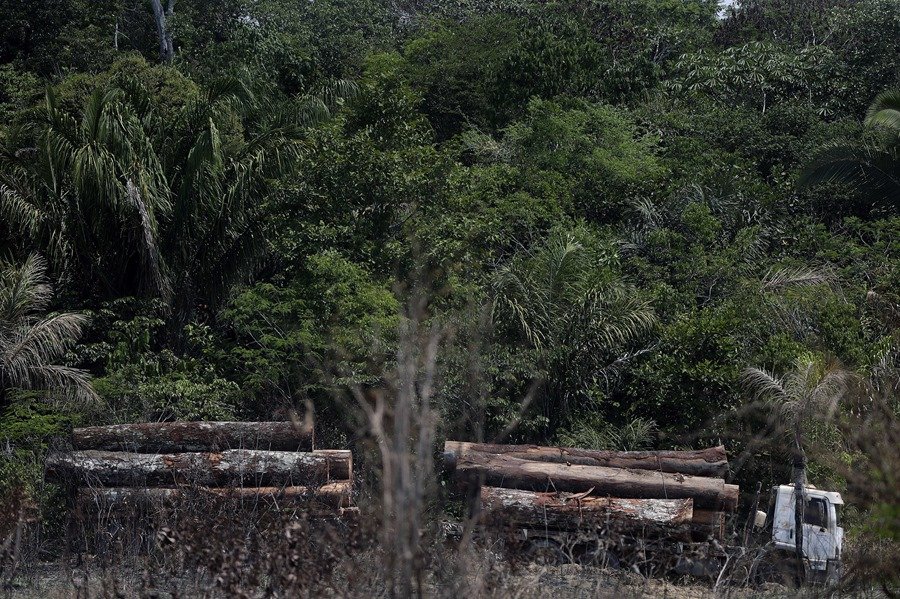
[46,449,350,487]
[444,442,728,478]
[455,452,739,511]
[480,487,694,531]
[77,482,352,508]
[72,422,314,453]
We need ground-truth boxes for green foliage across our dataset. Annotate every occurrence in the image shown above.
[0,392,76,442]
[64,297,237,422]
[220,251,398,413]
[670,41,837,114]
[824,0,900,114]
[557,415,658,451]
[0,56,319,327]
[801,89,900,216]
[502,98,666,223]
[0,64,41,125]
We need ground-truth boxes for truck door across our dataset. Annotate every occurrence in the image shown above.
[802,496,835,568]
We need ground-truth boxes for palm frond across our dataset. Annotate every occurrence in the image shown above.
[0,255,53,324]
[798,142,869,188]
[1,312,88,376]
[865,90,900,133]
[206,75,255,111]
[761,265,832,291]
[0,255,96,403]
[125,178,171,301]
[20,363,98,404]
[0,182,45,239]
[742,367,787,403]
[296,96,333,128]
[316,79,359,108]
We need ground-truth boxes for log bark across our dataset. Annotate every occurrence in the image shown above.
[480,487,693,531]
[77,482,352,508]
[72,421,314,453]
[444,441,728,478]
[47,449,350,487]
[454,452,739,511]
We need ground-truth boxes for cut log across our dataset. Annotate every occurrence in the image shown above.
[46,449,351,487]
[72,421,313,453]
[691,509,726,540]
[692,509,725,525]
[444,442,728,478]
[454,452,739,511]
[480,487,693,531]
[77,481,352,508]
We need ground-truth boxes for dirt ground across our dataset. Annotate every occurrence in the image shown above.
[5,562,807,599]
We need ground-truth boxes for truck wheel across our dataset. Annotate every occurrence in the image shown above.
[752,553,804,588]
[524,539,567,566]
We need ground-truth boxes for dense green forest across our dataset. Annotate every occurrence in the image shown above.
[0,0,898,557]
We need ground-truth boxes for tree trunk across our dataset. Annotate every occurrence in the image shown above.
[149,0,174,63]
[77,481,352,508]
[443,441,728,477]
[46,449,350,487]
[454,452,739,511]
[479,487,694,531]
[793,433,807,562]
[72,421,314,453]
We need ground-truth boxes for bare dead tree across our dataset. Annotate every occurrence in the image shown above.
[351,288,443,599]
[149,0,175,63]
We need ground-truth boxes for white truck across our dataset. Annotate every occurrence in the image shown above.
[750,484,844,586]
[454,482,845,587]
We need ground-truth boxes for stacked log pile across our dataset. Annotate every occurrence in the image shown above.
[46,421,353,513]
[444,441,736,540]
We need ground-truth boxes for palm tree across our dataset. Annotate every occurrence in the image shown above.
[742,356,850,562]
[0,74,353,331]
[800,89,900,211]
[865,90,900,130]
[0,255,97,407]
[492,228,656,430]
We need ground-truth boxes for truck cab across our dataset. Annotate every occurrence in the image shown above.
[757,484,844,584]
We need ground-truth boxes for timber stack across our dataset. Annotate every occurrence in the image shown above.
[46,421,354,514]
[443,441,736,540]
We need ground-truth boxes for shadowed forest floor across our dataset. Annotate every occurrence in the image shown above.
[4,562,854,599]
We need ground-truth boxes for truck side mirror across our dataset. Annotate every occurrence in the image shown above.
[754,510,767,528]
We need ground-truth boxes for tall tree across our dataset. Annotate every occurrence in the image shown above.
[492,228,656,430]
[743,356,850,563]
[801,89,900,212]
[150,0,175,63]
[0,70,332,330]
